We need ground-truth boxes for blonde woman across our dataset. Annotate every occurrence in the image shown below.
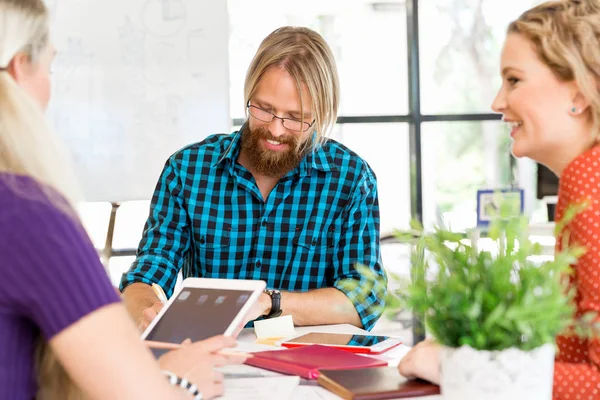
[399,1,600,398]
[0,1,245,399]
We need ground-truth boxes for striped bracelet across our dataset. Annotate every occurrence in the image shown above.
[162,370,203,400]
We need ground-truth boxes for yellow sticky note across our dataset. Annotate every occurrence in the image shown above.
[255,336,285,346]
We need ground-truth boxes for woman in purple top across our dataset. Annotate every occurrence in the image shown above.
[0,1,245,399]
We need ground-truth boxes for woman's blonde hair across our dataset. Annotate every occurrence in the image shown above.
[243,26,340,146]
[0,0,83,398]
[0,0,79,208]
[508,0,600,139]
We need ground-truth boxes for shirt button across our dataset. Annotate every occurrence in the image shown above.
[199,236,206,245]
[255,260,262,268]
[261,220,267,227]
[311,238,317,246]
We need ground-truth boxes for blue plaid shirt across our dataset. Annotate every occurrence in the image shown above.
[120,128,387,330]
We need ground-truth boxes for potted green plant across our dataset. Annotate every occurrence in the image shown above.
[337,200,600,400]
[387,203,588,400]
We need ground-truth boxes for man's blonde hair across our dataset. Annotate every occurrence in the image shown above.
[508,0,600,139]
[244,26,340,145]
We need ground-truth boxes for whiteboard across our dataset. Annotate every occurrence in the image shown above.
[45,0,231,202]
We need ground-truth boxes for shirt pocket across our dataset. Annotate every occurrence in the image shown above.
[292,227,334,251]
[289,224,336,272]
[277,225,336,289]
[196,223,232,249]
[195,223,234,275]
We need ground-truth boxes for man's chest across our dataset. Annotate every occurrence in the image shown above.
[187,172,348,237]
[189,190,346,246]
[183,175,349,277]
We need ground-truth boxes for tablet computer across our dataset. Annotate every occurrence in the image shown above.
[280,332,402,354]
[141,278,266,345]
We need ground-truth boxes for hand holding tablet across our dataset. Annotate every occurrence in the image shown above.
[142,278,266,348]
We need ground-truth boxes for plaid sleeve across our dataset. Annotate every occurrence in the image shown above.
[119,157,191,297]
[333,167,388,331]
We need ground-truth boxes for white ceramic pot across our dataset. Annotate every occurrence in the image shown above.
[440,343,555,400]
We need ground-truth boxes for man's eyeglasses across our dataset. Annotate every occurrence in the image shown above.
[247,101,315,133]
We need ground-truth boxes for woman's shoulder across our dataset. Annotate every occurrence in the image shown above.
[557,147,600,244]
[0,173,78,236]
[0,172,44,195]
[559,146,600,202]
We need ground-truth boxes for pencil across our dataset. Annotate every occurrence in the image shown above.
[143,340,253,357]
[144,340,180,350]
[151,283,168,304]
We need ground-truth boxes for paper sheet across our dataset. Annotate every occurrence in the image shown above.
[253,315,295,339]
[291,386,341,400]
[218,363,284,379]
[220,376,300,400]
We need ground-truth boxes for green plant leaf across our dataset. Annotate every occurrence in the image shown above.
[387,201,595,351]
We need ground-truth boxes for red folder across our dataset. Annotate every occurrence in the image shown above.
[244,345,388,379]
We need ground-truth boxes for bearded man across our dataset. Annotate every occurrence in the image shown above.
[120,26,387,332]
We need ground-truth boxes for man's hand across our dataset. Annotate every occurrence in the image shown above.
[246,292,271,322]
[231,293,271,337]
[122,282,167,329]
[138,301,164,332]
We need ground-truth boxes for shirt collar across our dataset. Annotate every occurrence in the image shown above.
[300,139,337,176]
[214,125,244,168]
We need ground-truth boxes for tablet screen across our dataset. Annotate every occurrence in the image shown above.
[286,332,390,347]
[145,287,254,344]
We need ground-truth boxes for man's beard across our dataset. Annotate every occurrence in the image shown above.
[241,125,309,177]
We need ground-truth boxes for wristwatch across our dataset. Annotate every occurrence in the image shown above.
[263,289,282,319]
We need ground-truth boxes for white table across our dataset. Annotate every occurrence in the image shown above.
[228,323,441,400]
